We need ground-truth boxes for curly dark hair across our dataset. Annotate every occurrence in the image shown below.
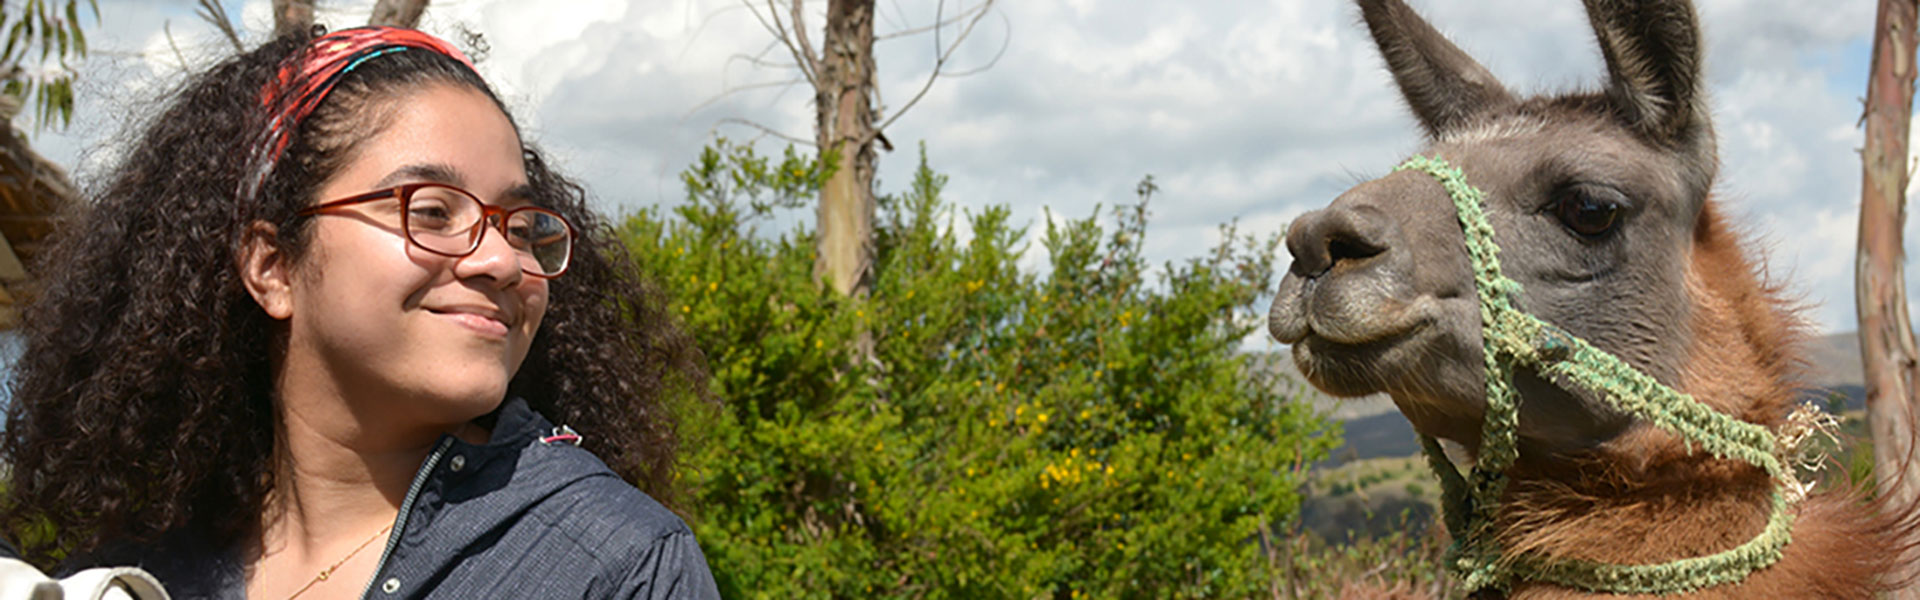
[0,30,706,566]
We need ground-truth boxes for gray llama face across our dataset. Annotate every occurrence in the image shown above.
[1268,0,1716,457]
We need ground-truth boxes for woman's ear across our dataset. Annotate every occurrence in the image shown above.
[239,221,294,320]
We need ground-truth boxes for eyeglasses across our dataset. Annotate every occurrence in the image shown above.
[298,182,575,277]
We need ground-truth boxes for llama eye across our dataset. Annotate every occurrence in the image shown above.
[1552,186,1624,237]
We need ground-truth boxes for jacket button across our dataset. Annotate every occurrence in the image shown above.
[449,454,466,472]
[382,578,400,593]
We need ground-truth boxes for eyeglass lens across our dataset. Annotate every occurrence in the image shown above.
[403,186,570,276]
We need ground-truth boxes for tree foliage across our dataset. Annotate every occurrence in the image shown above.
[624,139,1337,598]
[0,0,96,130]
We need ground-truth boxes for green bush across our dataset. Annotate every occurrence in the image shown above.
[624,139,1337,598]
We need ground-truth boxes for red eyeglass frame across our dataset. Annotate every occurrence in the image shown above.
[296,182,577,278]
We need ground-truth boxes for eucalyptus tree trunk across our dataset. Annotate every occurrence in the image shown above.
[813,0,878,298]
[370,0,431,28]
[271,0,314,39]
[272,0,430,38]
[1857,1,1920,596]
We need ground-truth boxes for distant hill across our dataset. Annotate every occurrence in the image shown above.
[1803,331,1863,390]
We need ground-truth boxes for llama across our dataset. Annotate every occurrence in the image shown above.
[1268,0,1919,597]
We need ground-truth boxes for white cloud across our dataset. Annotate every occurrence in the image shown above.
[30,0,1918,337]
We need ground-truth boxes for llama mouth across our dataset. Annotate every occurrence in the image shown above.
[1290,326,1431,397]
[1272,279,1439,346]
[1278,293,1463,398]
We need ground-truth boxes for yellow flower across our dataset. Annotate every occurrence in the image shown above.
[994,382,1005,393]
[707,281,718,293]
[681,305,690,314]
[814,339,824,349]
[1079,409,1091,421]
[1037,413,1049,424]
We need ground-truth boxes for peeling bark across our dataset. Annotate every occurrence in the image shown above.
[813,0,877,298]
[1857,0,1920,597]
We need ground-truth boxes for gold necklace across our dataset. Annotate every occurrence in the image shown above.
[284,523,394,600]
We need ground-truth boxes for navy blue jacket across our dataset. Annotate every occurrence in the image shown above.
[96,399,720,599]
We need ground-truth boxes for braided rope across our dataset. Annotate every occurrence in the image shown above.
[1393,155,1795,595]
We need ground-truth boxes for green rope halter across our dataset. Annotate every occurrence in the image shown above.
[1394,154,1796,595]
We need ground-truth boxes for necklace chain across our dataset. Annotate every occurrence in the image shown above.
[283,522,394,600]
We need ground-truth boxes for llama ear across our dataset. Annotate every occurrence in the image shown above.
[1358,0,1516,139]
[1584,0,1707,145]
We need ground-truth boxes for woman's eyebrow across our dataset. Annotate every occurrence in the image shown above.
[498,183,538,207]
[372,163,464,190]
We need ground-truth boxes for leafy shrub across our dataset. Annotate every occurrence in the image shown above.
[624,140,1338,598]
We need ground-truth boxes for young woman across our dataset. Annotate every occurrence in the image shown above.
[0,27,717,599]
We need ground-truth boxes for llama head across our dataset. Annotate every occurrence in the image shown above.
[1269,0,1727,459]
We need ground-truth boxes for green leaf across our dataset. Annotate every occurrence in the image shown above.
[6,20,28,65]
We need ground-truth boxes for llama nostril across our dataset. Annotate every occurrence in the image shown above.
[1286,206,1395,279]
[1328,235,1386,263]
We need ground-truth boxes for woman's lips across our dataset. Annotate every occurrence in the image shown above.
[432,309,509,337]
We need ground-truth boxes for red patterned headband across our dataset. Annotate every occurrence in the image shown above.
[241,26,478,202]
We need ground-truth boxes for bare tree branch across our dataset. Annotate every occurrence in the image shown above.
[933,10,1008,78]
[872,0,999,137]
[370,0,432,28]
[195,0,243,52]
[874,0,989,41]
[686,77,809,120]
[741,0,817,89]
[725,38,800,72]
[717,117,814,146]
[162,22,190,70]
[785,0,822,81]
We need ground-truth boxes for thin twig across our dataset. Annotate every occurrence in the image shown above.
[871,0,1001,137]
[195,0,244,52]
[785,0,820,83]
[162,22,189,70]
[875,0,988,41]
[716,117,814,146]
[684,77,808,120]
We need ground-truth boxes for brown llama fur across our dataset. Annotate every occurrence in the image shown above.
[1491,203,1919,598]
[1272,1,1920,597]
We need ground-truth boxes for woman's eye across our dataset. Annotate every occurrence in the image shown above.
[409,203,454,225]
[1553,187,1623,237]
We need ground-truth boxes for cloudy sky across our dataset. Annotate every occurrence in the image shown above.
[30,0,1919,340]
